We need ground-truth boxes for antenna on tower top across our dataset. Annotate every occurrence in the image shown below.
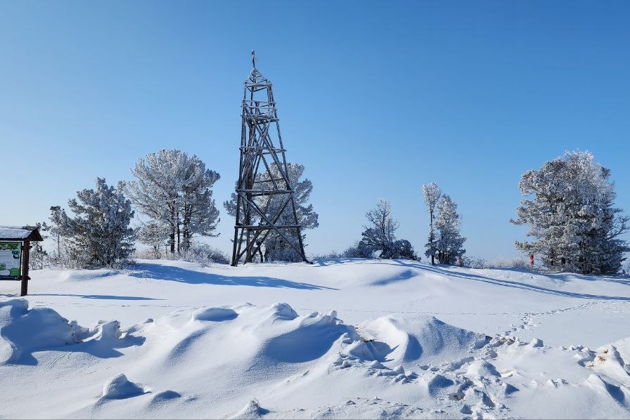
[251,50,256,69]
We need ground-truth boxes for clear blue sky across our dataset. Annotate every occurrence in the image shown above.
[2,1,629,261]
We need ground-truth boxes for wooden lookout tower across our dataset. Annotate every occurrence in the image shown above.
[230,51,309,266]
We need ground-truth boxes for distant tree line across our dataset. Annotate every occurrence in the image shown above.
[42,149,227,268]
[36,146,628,275]
[328,184,467,264]
[40,149,319,268]
[325,150,628,276]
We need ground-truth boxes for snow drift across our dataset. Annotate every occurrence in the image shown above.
[2,259,630,418]
[1,296,629,418]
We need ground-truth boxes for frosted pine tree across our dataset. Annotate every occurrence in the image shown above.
[422,182,442,265]
[224,163,318,262]
[180,159,221,251]
[50,178,135,268]
[512,151,628,274]
[435,195,466,264]
[126,149,220,254]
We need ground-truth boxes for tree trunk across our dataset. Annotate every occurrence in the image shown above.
[169,205,177,254]
[176,209,181,254]
[429,210,435,266]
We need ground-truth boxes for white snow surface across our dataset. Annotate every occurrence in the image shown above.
[1,258,630,418]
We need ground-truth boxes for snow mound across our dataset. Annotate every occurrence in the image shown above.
[588,337,630,393]
[0,299,87,364]
[354,315,489,365]
[151,390,181,401]
[0,300,144,366]
[230,400,270,419]
[192,307,238,322]
[465,360,500,377]
[266,302,298,321]
[260,309,354,363]
[101,374,147,399]
[424,373,455,396]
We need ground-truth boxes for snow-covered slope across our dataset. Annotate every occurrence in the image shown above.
[0,259,629,418]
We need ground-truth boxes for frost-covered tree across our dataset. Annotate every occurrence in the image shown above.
[30,222,48,270]
[126,150,220,254]
[180,169,221,252]
[357,200,417,260]
[49,178,135,268]
[42,210,65,265]
[224,163,318,262]
[137,222,171,258]
[511,151,629,274]
[360,200,399,253]
[434,195,466,265]
[422,182,442,265]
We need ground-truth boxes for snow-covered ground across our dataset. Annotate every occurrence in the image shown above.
[1,259,630,418]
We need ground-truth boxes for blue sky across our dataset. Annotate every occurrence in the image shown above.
[1,1,629,261]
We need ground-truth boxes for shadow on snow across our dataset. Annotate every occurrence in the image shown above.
[29,293,163,301]
[388,260,630,302]
[8,333,146,366]
[129,263,335,290]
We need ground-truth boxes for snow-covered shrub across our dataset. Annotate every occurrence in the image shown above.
[311,251,344,260]
[381,239,417,260]
[463,257,487,269]
[179,244,229,265]
[265,246,307,263]
[341,242,376,258]
[133,247,162,260]
[488,258,531,270]
[511,151,629,274]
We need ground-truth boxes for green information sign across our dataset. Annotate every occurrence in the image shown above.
[0,241,22,279]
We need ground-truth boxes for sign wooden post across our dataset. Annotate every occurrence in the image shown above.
[20,240,31,296]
